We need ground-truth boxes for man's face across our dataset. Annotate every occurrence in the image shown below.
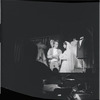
[54,42,58,48]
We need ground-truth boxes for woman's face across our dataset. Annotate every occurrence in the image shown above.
[63,44,67,49]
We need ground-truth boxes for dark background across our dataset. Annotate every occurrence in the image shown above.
[1,0,99,99]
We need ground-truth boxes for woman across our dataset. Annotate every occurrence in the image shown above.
[59,41,74,73]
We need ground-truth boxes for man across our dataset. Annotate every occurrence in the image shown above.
[47,40,62,71]
[77,36,87,72]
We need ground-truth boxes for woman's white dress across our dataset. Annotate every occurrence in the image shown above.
[59,48,74,73]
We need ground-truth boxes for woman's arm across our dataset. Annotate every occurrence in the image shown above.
[60,53,67,60]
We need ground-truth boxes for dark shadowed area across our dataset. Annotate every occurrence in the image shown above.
[1,0,99,99]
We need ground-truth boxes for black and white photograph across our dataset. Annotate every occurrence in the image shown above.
[1,0,99,100]
[0,0,1,94]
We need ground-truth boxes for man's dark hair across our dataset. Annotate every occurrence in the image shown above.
[54,40,59,44]
[53,68,59,74]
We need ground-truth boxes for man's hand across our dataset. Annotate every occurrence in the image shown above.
[52,55,58,59]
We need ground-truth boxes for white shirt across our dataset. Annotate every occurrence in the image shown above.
[53,48,58,56]
[51,48,58,62]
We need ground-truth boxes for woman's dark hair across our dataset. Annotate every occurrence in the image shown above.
[63,41,67,45]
